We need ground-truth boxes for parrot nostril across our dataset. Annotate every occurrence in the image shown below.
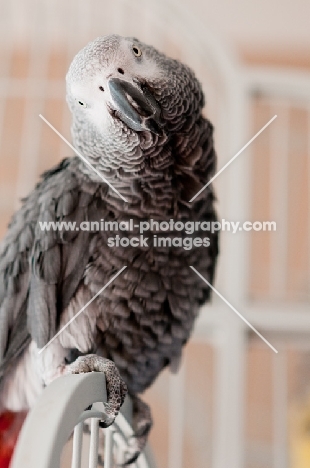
[117,68,124,75]
[99,86,104,92]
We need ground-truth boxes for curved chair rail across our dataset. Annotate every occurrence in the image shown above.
[11,372,155,468]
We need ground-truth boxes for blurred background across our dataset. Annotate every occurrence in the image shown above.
[0,0,309,467]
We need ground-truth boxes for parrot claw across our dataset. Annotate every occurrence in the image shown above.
[66,354,127,427]
[121,395,152,465]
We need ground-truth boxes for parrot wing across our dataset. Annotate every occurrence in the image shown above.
[0,157,101,380]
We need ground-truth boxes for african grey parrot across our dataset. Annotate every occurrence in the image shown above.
[0,34,218,462]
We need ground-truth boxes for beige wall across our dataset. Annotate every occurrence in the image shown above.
[180,0,310,59]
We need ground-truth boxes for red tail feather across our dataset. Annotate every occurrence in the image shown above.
[0,411,27,468]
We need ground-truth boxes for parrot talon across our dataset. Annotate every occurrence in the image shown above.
[122,448,140,466]
[121,395,152,465]
[67,354,127,427]
[99,417,113,429]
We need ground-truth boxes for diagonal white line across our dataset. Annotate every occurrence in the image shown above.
[190,266,278,353]
[189,115,277,202]
[38,266,127,354]
[39,114,128,203]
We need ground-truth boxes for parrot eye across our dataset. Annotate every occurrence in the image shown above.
[132,45,142,57]
[78,100,87,107]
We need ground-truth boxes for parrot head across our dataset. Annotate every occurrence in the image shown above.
[66,35,166,136]
[66,34,205,178]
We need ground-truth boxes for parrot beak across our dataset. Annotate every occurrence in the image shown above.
[107,78,164,135]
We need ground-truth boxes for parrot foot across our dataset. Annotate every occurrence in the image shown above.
[122,395,153,465]
[66,354,127,427]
